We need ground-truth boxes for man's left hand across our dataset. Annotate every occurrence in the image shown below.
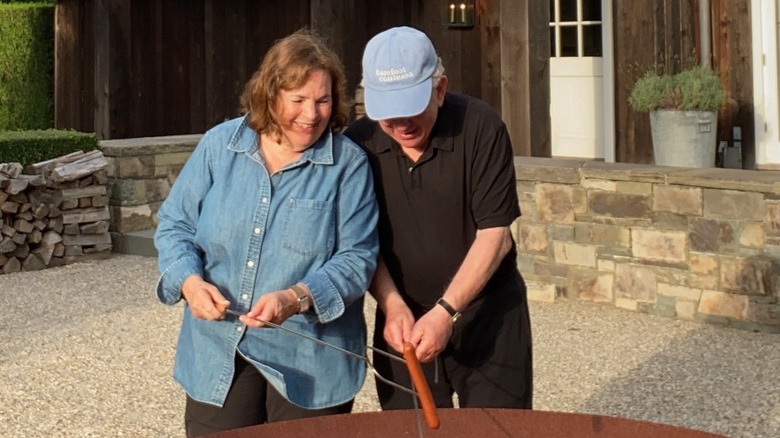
[408,305,453,362]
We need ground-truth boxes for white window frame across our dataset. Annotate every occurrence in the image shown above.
[550,0,603,58]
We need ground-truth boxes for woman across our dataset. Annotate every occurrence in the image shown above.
[154,29,379,437]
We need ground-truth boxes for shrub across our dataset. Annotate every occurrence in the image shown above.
[629,66,726,113]
[0,129,98,167]
[0,3,55,130]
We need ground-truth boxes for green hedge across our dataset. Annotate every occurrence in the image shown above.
[0,130,98,167]
[0,3,55,130]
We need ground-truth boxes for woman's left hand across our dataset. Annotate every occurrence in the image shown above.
[241,289,300,328]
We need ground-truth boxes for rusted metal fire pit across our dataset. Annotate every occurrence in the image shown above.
[205,408,726,438]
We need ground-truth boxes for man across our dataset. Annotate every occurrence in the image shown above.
[344,26,532,410]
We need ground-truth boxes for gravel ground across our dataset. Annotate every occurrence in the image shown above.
[1,254,778,437]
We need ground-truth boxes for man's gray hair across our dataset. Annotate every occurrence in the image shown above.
[432,56,446,87]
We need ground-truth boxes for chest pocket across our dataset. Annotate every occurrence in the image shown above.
[282,198,335,256]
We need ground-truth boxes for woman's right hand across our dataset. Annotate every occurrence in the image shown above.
[181,275,231,320]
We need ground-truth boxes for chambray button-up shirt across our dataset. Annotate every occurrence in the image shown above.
[154,116,379,408]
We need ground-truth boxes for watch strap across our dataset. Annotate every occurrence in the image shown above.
[290,284,310,314]
[436,297,462,325]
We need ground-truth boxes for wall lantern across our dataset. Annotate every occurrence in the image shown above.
[443,1,475,28]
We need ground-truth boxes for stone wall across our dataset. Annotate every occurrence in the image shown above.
[515,157,780,333]
[101,136,780,333]
[101,135,200,233]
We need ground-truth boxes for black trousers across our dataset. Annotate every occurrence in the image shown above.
[373,272,533,410]
[184,354,354,437]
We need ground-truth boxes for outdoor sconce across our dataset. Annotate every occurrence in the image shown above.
[443,1,475,28]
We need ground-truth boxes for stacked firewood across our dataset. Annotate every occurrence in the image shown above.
[0,150,110,274]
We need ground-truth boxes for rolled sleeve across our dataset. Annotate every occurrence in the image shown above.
[300,142,379,323]
[155,255,203,305]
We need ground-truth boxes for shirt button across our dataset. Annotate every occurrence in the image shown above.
[247,261,255,268]
[241,294,249,300]
[253,227,261,235]
[236,326,243,332]
[408,167,413,173]
[261,197,268,203]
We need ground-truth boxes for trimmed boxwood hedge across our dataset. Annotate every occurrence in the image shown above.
[0,129,98,167]
[0,3,55,130]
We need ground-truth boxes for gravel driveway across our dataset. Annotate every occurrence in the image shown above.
[1,255,778,437]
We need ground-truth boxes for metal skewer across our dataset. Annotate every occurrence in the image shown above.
[224,309,439,435]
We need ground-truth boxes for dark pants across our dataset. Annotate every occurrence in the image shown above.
[184,355,354,437]
[373,272,533,410]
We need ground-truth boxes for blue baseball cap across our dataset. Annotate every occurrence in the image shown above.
[361,26,437,121]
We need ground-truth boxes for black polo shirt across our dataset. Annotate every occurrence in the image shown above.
[344,92,520,311]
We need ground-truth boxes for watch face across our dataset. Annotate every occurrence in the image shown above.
[298,296,310,313]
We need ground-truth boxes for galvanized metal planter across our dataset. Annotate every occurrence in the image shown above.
[650,110,718,168]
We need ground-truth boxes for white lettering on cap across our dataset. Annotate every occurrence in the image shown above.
[375,67,414,82]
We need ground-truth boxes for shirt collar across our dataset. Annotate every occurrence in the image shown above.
[227,115,335,165]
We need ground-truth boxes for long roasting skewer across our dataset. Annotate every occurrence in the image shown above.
[224,309,440,433]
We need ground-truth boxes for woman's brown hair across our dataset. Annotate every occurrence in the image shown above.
[240,29,351,141]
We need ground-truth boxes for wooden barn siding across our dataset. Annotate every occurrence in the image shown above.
[54,1,95,135]
[614,1,696,165]
[711,1,754,169]
[498,0,551,157]
[56,0,312,139]
[614,1,754,167]
[54,0,552,153]
[55,0,753,165]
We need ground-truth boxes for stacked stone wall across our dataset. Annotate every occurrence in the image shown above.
[101,135,200,234]
[100,136,780,333]
[516,158,780,333]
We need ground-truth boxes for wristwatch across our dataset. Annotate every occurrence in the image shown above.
[436,297,462,325]
[290,284,311,314]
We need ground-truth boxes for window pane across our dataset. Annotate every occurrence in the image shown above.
[582,0,601,21]
[550,27,557,57]
[583,24,602,57]
[560,26,578,57]
[550,0,556,20]
[559,0,577,22]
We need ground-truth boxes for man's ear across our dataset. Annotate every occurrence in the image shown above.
[435,76,448,107]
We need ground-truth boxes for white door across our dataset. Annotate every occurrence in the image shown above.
[752,0,780,168]
[549,0,614,160]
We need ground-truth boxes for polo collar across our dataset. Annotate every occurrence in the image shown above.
[376,94,456,155]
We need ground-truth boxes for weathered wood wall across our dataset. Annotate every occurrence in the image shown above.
[55,0,752,165]
[56,0,312,139]
[54,0,549,153]
[614,1,697,165]
[501,0,550,157]
[710,0,753,168]
[614,0,753,166]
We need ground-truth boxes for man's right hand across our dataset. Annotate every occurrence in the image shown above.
[382,294,415,353]
[181,275,231,320]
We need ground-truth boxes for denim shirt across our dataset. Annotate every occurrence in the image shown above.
[154,116,379,408]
